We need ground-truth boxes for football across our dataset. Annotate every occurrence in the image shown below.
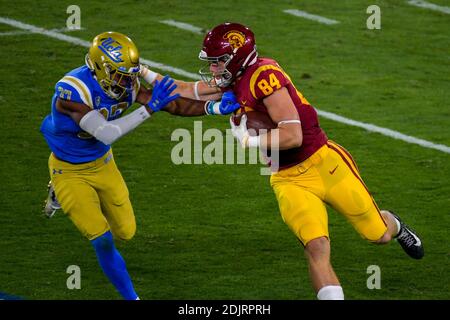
[231,111,277,135]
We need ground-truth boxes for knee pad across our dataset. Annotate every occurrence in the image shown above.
[113,222,136,241]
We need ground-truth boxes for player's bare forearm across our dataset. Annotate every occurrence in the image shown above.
[163,97,206,116]
[142,69,222,101]
[136,86,206,116]
[135,87,152,107]
[171,78,222,101]
[135,87,159,114]
[259,124,303,150]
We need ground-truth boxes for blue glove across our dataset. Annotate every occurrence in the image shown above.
[147,75,180,112]
[205,91,240,115]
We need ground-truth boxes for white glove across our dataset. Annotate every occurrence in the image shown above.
[230,114,262,148]
[230,114,250,148]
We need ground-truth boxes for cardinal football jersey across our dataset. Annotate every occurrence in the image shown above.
[232,57,327,169]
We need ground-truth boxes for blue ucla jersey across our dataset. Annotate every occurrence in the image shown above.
[40,65,140,163]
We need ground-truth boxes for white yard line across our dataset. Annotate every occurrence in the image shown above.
[1,16,448,155]
[49,27,86,32]
[316,110,450,154]
[0,30,34,36]
[0,17,91,46]
[283,9,340,25]
[0,17,200,79]
[0,27,84,36]
[407,0,450,14]
[159,19,204,34]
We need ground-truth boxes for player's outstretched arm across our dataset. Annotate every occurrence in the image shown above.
[56,76,179,145]
[136,79,240,116]
[140,65,222,101]
[163,91,241,116]
[136,89,206,116]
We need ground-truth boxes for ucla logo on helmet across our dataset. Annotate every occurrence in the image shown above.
[223,30,245,49]
[98,37,124,63]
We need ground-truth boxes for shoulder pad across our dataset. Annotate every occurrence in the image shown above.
[56,76,94,108]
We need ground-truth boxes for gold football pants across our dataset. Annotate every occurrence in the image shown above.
[48,150,135,241]
[270,141,387,245]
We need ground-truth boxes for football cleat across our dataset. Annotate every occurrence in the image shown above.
[43,181,61,218]
[391,212,424,259]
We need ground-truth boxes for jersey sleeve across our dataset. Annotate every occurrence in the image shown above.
[54,76,94,108]
[249,65,290,100]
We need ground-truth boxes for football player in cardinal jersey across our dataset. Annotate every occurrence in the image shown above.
[41,31,240,299]
[199,23,424,300]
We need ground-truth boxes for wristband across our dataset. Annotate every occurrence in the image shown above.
[204,100,221,115]
[278,119,301,126]
[194,81,201,100]
[141,66,158,84]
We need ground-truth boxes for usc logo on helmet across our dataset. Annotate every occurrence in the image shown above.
[223,30,245,49]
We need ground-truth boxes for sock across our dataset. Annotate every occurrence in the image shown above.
[317,285,344,300]
[91,231,138,300]
[393,216,402,236]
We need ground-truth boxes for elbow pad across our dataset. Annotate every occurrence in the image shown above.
[79,106,150,145]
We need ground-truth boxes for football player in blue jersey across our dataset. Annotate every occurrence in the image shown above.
[40,31,238,300]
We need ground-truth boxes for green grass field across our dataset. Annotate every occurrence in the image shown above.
[0,0,449,300]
